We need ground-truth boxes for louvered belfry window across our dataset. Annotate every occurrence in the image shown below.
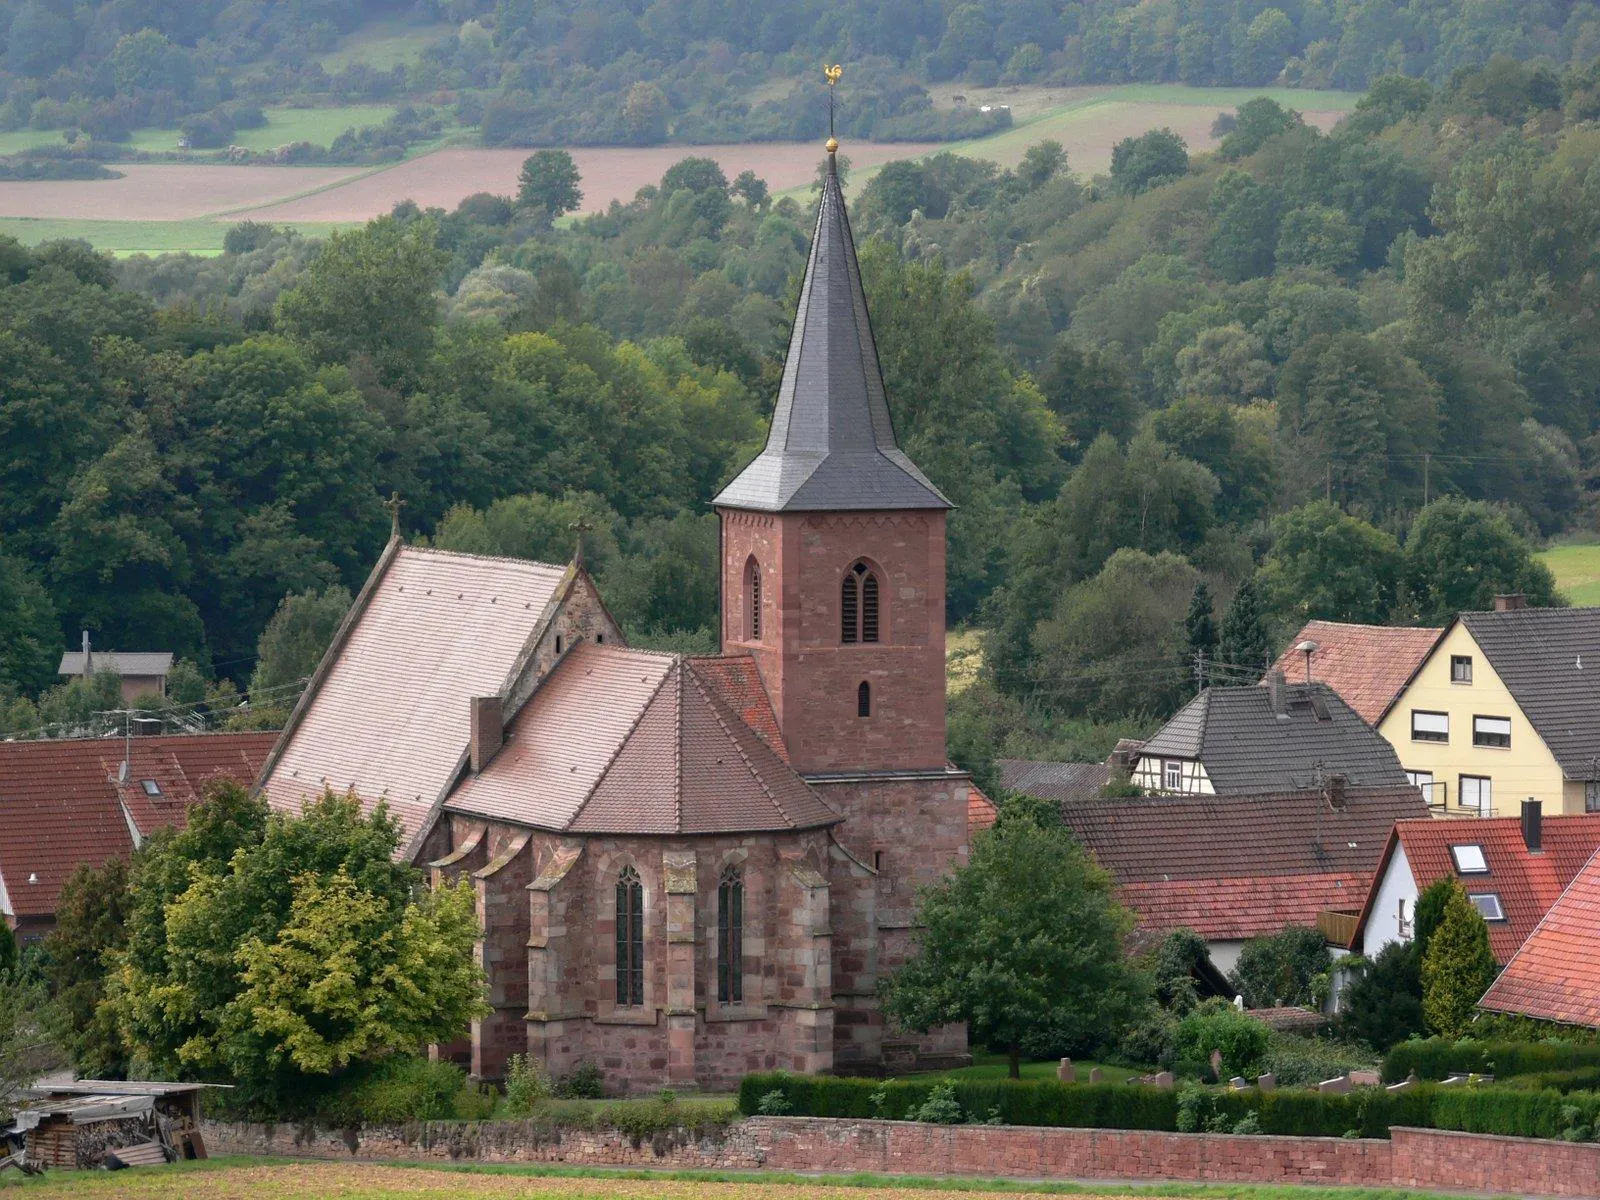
[717,864,743,1003]
[841,561,880,644]
[615,866,644,1006]
[745,556,761,640]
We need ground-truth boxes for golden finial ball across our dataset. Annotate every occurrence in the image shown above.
[826,136,839,153]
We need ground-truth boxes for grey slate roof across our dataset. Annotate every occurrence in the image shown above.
[1461,608,1600,779]
[713,152,950,513]
[58,651,173,677]
[998,758,1112,804]
[1138,682,1409,794]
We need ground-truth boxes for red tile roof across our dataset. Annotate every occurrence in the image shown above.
[1354,814,1600,962]
[260,545,567,846]
[689,653,789,762]
[1059,785,1428,943]
[444,642,838,835]
[1268,620,1445,726]
[0,732,275,920]
[967,782,997,837]
[1481,848,1600,1028]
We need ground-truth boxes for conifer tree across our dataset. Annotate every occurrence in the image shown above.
[1421,884,1497,1039]
[1185,581,1219,691]
[1218,576,1270,674]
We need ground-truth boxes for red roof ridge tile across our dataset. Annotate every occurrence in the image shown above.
[686,662,791,828]
[564,653,681,831]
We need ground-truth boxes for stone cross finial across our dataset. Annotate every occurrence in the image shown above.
[568,517,593,566]
[383,492,405,539]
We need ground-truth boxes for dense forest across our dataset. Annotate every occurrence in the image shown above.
[0,55,1594,772]
[4,0,1600,148]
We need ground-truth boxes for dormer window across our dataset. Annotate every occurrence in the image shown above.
[841,561,879,644]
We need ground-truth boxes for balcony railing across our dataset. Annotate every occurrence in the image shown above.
[1317,909,1361,948]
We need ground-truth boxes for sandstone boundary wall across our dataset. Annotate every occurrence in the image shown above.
[201,1115,1600,1196]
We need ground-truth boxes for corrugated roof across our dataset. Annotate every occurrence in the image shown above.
[1480,847,1600,1028]
[258,545,566,845]
[998,759,1111,804]
[57,651,173,677]
[1059,785,1429,942]
[1138,682,1408,794]
[1459,608,1600,779]
[1268,620,1445,725]
[713,151,948,514]
[0,732,275,918]
[1357,814,1600,962]
[445,643,838,835]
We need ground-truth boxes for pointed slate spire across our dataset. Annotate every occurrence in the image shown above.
[714,146,951,513]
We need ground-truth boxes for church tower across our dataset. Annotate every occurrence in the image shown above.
[714,140,952,777]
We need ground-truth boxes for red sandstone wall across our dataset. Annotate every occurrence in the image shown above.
[201,1117,1600,1195]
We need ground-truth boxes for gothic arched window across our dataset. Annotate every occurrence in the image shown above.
[615,866,644,1006]
[717,864,743,1003]
[841,561,880,644]
[744,556,761,641]
[858,680,871,718]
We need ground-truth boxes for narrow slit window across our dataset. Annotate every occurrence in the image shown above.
[857,680,871,717]
[717,865,743,1004]
[615,866,644,1006]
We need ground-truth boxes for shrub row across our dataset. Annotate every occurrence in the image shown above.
[739,1072,1600,1141]
[1383,1038,1600,1084]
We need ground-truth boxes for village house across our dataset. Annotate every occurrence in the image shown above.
[255,138,975,1092]
[1056,782,1430,976]
[1349,803,1600,964]
[0,732,276,942]
[56,632,174,704]
[1267,620,1445,726]
[1130,673,1409,797]
[1376,600,1600,817]
[1480,844,1600,1029]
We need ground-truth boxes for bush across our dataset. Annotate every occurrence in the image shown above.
[553,1060,604,1098]
[1383,1038,1600,1084]
[909,1081,964,1123]
[1262,1033,1378,1088]
[1173,1002,1271,1080]
[1230,926,1329,1008]
[316,1055,487,1124]
[503,1053,550,1116]
[1341,942,1426,1052]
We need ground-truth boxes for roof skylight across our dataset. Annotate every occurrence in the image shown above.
[1469,893,1506,921]
[1451,844,1488,873]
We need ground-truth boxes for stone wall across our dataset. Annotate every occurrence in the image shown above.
[201,1115,1600,1196]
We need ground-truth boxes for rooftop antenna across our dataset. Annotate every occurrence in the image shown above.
[1296,639,1319,684]
[825,63,842,155]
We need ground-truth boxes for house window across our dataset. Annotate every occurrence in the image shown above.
[1397,897,1413,940]
[615,866,644,1006]
[1472,716,1511,748]
[1459,775,1493,816]
[555,634,564,654]
[1406,770,1439,808]
[1451,655,1473,683]
[743,556,761,641]
[1469,893,1506,922]
[1587,780,1600,813]
[717,865,743,1004]
[1451,843,1489,874]
[140,779,162,796]
[1164,760,1183,791]
[1411,710,1449,743]
[857,681,871,717]
[840,561,880,644]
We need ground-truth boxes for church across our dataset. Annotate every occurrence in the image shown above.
[254,137,977,1092]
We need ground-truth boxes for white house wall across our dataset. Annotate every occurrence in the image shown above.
[1362,843,1417,958]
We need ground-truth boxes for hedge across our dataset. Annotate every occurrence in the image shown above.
[739,1072,1600,1141]
[1383,1038,1600,1084]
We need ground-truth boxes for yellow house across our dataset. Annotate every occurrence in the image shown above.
[1377,603,1600,817]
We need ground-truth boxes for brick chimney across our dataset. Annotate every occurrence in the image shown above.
[1522,798,1543,853]
[469,696,503,773]
[1266,667,1286,716]
[1495,593,1527,612]
[1325,772,1348,809]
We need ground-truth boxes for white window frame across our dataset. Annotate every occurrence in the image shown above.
[1459,775,1493,816]
[1451,843,1489,874]
[1411,710,1449,743]
[1469,893,1506,922]
[1450,655,1473,684]
[1164,760,1183,791]
[1406,770,1439,808]
[1472,715,1511,749]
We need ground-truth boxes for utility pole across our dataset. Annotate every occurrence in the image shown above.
[1193,649,1206,697]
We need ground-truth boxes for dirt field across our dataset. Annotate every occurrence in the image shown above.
[239,141,941,222]
[0,164,363,221]
[9,1162,1152,1199]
